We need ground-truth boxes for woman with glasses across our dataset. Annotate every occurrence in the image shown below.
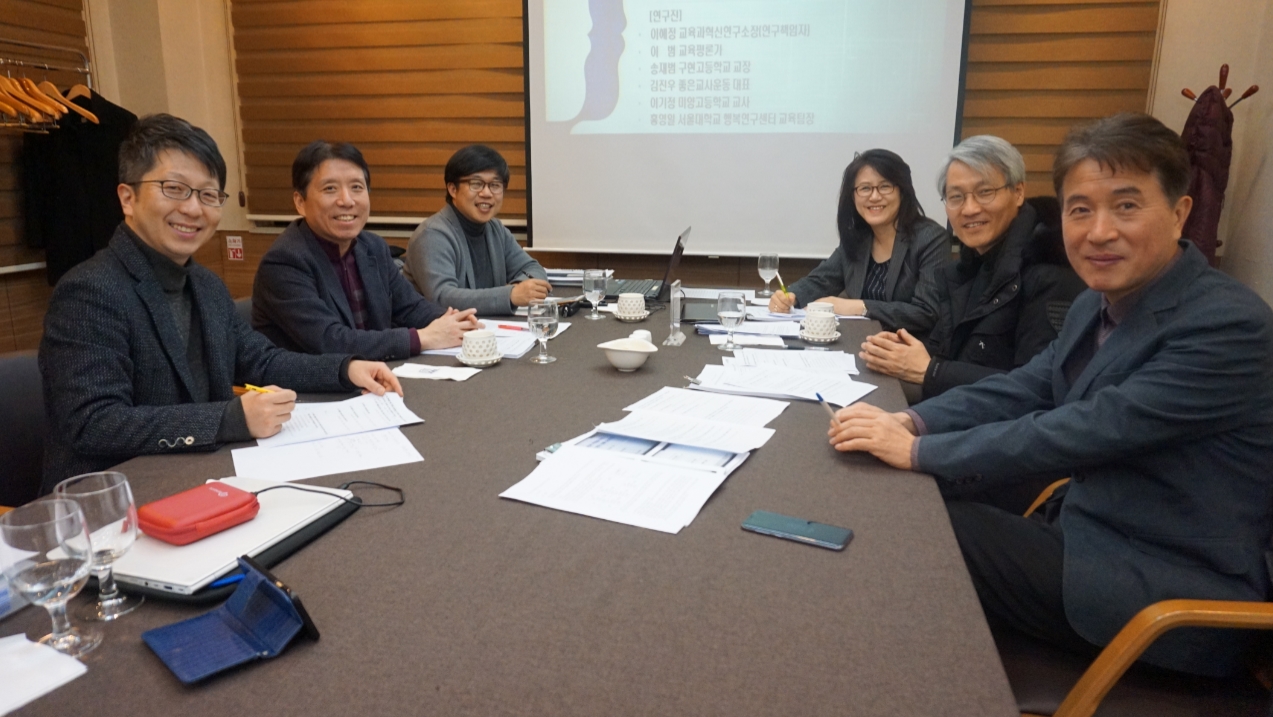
[859,135,1085,403]
[405,145,550,315]
[769,149,947,334]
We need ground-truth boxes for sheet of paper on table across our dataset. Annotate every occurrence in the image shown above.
[418,319,570,358]
[691,365,877,407]
[392,364,482,381]
[537,429,750,476]
[708,333,786,347]
[255,393,422,448]
[0,634,87,715]
[730,348,859,375]
[623,386,788,427]
[680,287,757,301]
[696,321,802,337]
[113,477,352,594]
[233,427,423,482]
[501,445,731,533]
[595,410,775,454]
[744,306,867,321]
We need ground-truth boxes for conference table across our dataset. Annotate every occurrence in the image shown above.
[11,305,1018,716]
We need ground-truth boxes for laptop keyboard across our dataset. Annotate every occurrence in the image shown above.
[606,279,660,297]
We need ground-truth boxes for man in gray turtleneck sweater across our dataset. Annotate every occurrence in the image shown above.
[405,145,550,315]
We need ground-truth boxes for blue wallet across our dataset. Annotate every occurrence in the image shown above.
[142,556,319,684]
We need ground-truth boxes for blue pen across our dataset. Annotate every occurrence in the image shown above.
[816,393,841,428]
[210,572,244,588]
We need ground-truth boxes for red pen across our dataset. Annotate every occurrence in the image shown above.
[497,324,525,331]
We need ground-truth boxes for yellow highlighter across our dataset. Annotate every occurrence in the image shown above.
[243,384,273,394]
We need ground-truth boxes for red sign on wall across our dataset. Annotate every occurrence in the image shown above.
[227,236,244,261]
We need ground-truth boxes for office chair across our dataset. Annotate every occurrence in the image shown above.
[235,296,253,325]
[0,350,47,508]
[992,479,1272,716]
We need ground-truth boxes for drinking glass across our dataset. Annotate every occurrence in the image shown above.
[55,471,144,621]
[717,291,746,351]
[757,254,779,297]
[0,499,101,657]
[528,300,558,364]
[582,269,607,321]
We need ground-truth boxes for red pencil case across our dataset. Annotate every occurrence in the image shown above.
[138,482,260,546]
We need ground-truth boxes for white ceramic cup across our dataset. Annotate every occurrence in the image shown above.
[801,313,838,337]
[461,329,498,360]
[617,293,646,316]
[806,301,835,315]
[630,329,653,343]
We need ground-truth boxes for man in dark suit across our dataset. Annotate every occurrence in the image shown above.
[40,114,402,491]
[251,141,480,360]
[828,112,1273,677]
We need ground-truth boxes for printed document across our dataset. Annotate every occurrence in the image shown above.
[255,392,422,448]
[539,428,749,475]
[695,321,802,337]
[692,365,877,406]
[392,364,482,381]
[731,348,859,374]
[595,411,775,453]
[708,333,785,347]
[624,386,788,426]
[501,445,730,533]
[233,428,423,482]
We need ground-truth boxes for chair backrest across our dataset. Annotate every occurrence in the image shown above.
[0,350,47,506]
[235,296,253,326]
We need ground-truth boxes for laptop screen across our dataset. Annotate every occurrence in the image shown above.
[655,227,691,301]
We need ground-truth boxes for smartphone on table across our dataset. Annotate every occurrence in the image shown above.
[741,510,853,551]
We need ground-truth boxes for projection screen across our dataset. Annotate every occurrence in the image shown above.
[525,0,971,257]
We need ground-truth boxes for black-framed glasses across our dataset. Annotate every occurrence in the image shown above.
[854,182,896,198]
[460,178,505,195]
[943,184,1009,210]
[134,179,229,207]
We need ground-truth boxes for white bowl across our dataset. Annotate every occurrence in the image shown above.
[597,338,658,372]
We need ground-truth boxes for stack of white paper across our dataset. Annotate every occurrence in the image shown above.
[544,268,613,286]
[0,635,87,714]
[233,428,423,482]
[695,321,802,338]
[501,445,730,534]
[595,411,775,454]
[708,334,786,347]
[392,364,482,381]
[420,320,570,359]
[691,365,876,407]
[624,386,789,426]
[727,348,859,375]
[256,393,422,448]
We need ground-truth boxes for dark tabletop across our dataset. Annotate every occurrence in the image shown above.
[10,308,1017,717]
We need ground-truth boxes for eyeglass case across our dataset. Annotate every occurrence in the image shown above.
[137,481,260,546]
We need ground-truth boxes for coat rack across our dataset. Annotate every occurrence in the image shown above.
[0,38,94,133]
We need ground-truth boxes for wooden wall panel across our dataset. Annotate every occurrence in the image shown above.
[963,0,1161,196]
[1,0,89,350]
[230,0,526,220]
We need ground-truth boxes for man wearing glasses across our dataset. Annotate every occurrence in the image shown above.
[251,141,481,359]
[404,145,550,315]
[39,114,402,491]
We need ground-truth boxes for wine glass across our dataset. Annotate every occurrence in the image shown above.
[717,291,746,351]
[55,471,144,621]
[528,300,558,364]
[582,269,607,321]
[757,254,779,297]
[0,499,101,657]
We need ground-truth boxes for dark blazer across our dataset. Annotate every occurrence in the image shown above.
[912,242,1273,676]
[252,220,445,360]
[39,226,352,491]
[918,199,1087,399]
[788,217,948,334]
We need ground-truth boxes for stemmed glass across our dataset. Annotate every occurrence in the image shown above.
[717,291,746,351]
[757,254,779,297]
[55,471,144,621]
[582,269,607,321]
[0,499,101,657]
[528,299,558,364]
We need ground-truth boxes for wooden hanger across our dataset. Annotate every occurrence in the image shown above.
[0,97,17,119]
[19,77,65,118]
[0,78,46,122]
[65,83,91,101]
[0,76,56,118]
[38,80,98,123]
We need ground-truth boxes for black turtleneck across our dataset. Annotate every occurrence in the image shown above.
[124,227,250,443]
[454,206,496,290]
